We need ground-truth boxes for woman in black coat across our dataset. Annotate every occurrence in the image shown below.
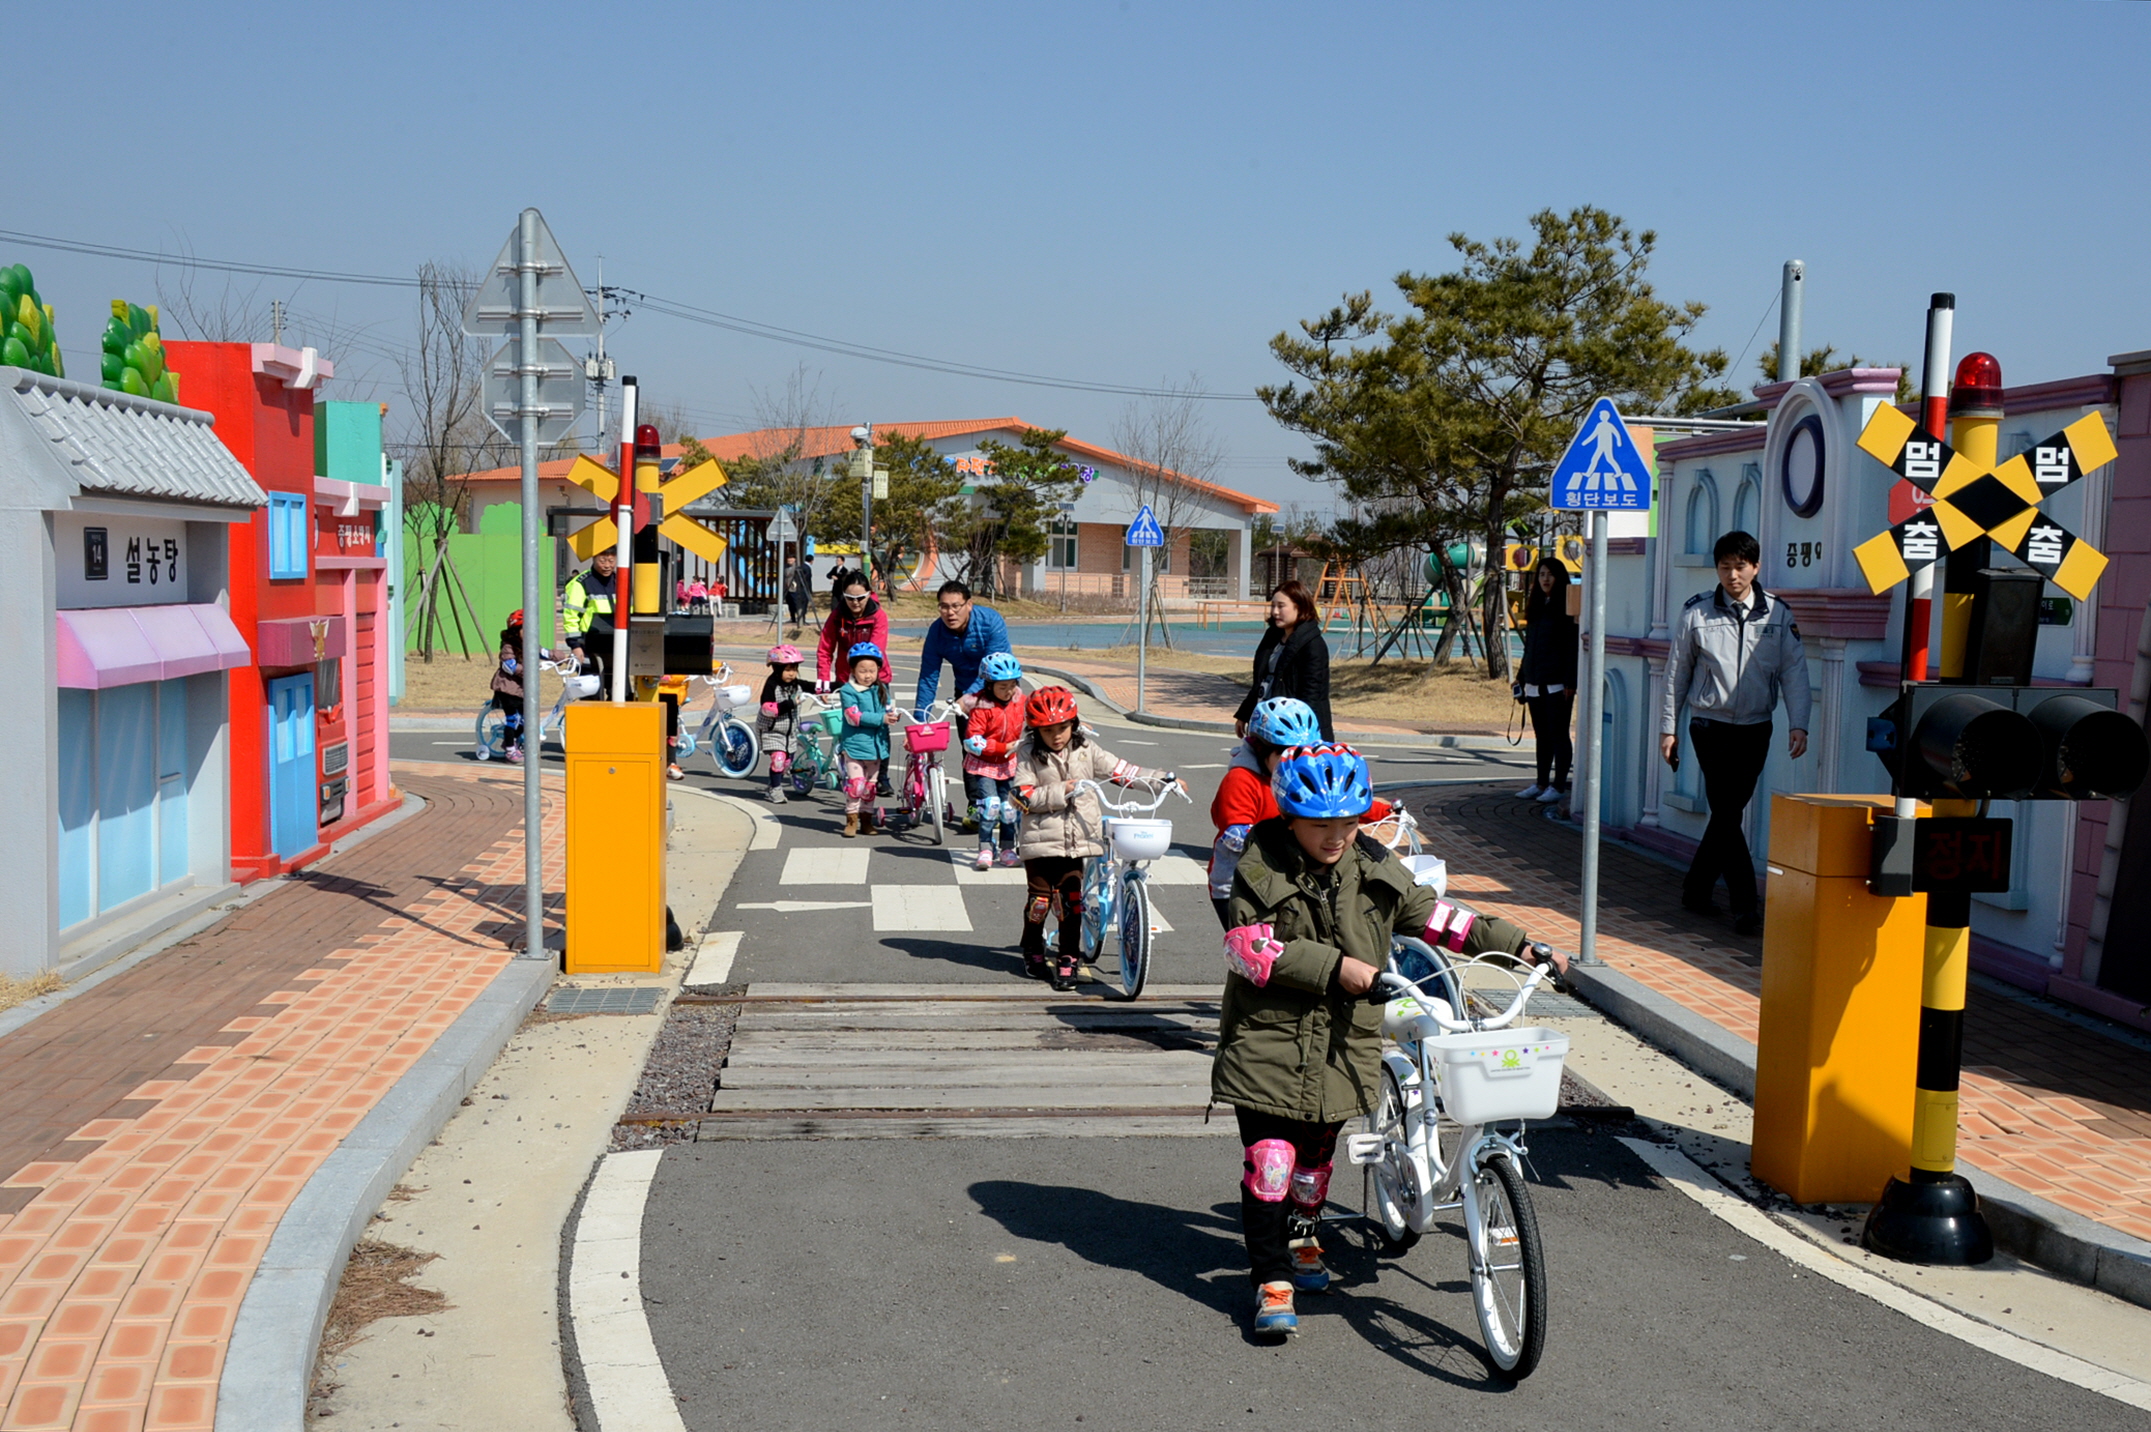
[1233,580,1334,740]
[1516,557,1579,802]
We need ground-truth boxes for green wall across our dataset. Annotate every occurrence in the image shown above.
[403,500,555,653]
[316,401,384,483]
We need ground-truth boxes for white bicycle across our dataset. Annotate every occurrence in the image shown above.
[474,655,597,760]
[1368,802,1448,898]
[1071,778,1190,1000]
[1347,937,1568,1378]
[676,664,761,779]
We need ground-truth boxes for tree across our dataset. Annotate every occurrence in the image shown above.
[1260,206,1733,678]
[957,428,1082,597]
[866,431,964,596]
[1113,378,1227,648]
[1756,343,1915,404]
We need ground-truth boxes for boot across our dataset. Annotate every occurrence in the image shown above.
[861,808,881,836]
[1050,954,1079,993]
[842,813,860,838]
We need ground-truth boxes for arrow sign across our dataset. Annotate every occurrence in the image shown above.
[462,210,600,336]
[1550,399,1652,511]
[1125,504,1165,547]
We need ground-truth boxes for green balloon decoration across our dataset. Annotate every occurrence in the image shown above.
[0,264,65,378]
[102,300,178,404]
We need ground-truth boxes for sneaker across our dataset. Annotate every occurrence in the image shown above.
[973,848,995,871]
[505,747,525,765]
[766,785,787,805]
[1253,1282,1298,1336]
[998,847,1022,869]
[1289,1241,1330,1293]
[960,812,980,835]
[875,776,893,798]
[1050,961,1078,993]
[1536,785,1564,804]
[1514,783,1543,800]
[667,764,685,782]
[1733,909,1764,937]
[1022,951,1050,981]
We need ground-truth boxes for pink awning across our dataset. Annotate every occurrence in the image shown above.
[56,604,253,690]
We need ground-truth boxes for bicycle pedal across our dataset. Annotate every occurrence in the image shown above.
[1344,1133,1386,1166]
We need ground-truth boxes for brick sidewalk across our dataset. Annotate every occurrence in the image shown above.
[1409,784,2151,1246]
[0,765,563,1431]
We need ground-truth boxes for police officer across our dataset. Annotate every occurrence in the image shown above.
[1658,530,1810,936]
[562,548,621,696]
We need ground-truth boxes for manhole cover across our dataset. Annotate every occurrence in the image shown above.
[548,986,665,1015]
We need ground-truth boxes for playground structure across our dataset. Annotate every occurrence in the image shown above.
[1305,544,1501,668]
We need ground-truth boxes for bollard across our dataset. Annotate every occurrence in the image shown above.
[564,702,668,973]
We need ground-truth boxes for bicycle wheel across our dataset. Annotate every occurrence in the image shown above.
[928,765,947,847]
[1113,874,1150,1000]
[1079,856,1111,963]
[474,706,506,761]
[1368,1065,1421,1253]
[713,719,759,779]
[1469,1154,1547,1378]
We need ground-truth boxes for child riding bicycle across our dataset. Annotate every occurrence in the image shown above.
[1215,743,1560,1337]
[490,608,574,765]
[757,645,810,803]
[957,652,1027,871]
[1012,686,1178,991]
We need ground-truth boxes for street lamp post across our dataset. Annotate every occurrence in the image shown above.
[852,425,872,587]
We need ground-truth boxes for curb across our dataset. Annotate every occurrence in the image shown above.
[1024,663,1520,751]
[1561,958,2151,1309]
[216,958,554,1432]
[389,714,471,732]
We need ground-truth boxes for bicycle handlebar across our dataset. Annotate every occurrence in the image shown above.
[1070,777,1192,817]
[1374,957,1548,1033]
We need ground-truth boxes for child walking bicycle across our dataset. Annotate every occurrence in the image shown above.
[838,642,893,837]
[757,645,810,803]
[957,652,1027,870]
[1011,686,1177,990]
[490,608,572,765]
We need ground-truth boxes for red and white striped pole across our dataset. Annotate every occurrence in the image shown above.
[1905,294,1954,685]
[610,378,637,701]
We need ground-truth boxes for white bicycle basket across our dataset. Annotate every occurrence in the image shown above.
[1431,1026,1568,1124]
[1105,818,1172,862]
[566,674,601,699]
[1398,854,1448,899]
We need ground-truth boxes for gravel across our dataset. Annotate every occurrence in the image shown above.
[608,995,742,1152]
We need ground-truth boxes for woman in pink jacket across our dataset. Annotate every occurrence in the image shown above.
[815,571,892,692]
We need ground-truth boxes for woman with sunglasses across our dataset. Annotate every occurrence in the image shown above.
[815,570,893,695]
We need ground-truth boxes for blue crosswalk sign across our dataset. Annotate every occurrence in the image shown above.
[1550,399,1653,512]
[1125,504,1165,547]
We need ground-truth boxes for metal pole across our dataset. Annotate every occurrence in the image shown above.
[1577,510,1608,965]
[612,379,636,702]
[515,208,544,959]
[1137,543,1151,714]
[1778,260,1804,381]
[859,426,874,589]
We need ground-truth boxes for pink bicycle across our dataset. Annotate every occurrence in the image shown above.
[892,702,959,845]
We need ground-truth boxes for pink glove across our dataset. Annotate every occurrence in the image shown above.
[1223,923,1286,988]
[761,701,780,717]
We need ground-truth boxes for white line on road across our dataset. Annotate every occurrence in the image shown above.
[686,930,741,986]
[1118,740,1159,745]
[1180,763,1225,770]
[781,847,870,885]
[569,1150,687,1432]
[1143,854,1210,887]
[1618,1138,2151,1412]
[873,885,974,931]
[739,900,874,914]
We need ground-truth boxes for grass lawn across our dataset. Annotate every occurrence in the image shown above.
[397,655,572,714]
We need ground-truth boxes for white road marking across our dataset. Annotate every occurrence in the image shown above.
[1146,902,1174,934]
[568,1150,688,1432]
[1143,854,1210,886]
[686,930,741,985]
[873,885,974,932]
[1180,763,1226,770]
[781,847,870,884]
[739,900,874,914]
[949,851,1027,886]
[1618,1138,2151,1412]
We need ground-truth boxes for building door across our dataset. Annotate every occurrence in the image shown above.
[267,673,316,859]
[354,609,378,806]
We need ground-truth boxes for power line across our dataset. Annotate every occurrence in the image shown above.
[0,226,1262,404]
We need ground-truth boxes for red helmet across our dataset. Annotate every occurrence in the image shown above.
[507,609,525,627]
[1025,685,1080,728]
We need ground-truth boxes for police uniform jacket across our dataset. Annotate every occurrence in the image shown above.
[1659,585,1811,735]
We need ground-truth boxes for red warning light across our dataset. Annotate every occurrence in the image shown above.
[1950,352,2004,415]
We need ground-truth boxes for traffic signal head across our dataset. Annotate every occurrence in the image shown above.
[1883,684,2150,801]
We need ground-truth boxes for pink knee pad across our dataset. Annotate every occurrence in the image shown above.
[1289,1162,1333,1210]
[843,773,873,800]
[769,749,791,774]
[1243,1139,1295,1202]
[1062,888,1083,918]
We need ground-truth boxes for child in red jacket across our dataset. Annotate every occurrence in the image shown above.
[1211,699,1325,926]
[958,653,1028,870]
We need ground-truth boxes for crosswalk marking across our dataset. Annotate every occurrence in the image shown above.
[949,851,1027,886]
[686,930,741,985]
[1144,854,1210,886]
[873,885,975,931]
[782,847,870,885]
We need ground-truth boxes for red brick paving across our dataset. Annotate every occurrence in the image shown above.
[0,765,564,1431]
[1411,783,2151,1244]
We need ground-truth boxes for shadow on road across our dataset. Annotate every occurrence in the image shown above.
[880,935,1027,979]
[969,1180,1246,1321]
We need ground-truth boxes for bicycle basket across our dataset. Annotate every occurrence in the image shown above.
[1430,1027,1568,1124]
[718,683,753,710]
[1398,854,1448,899]
[815,709,846,735]
[1105,818,1172,862]
[904,720,951,754]
[566,675,601,699]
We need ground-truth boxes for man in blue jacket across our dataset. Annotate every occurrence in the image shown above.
[914,580,1014,829]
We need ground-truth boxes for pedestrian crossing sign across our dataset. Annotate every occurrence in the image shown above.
[1125,505,1165,547]
[1550,399,1653,512]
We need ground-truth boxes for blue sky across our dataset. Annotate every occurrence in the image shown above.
[8,1,2147,508]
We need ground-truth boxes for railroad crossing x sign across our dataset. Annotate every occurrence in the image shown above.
[561,453,732,563]
[1849,405,2116,601]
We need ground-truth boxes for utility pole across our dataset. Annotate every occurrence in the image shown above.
[585,258,618,455]
[270,298,284,346]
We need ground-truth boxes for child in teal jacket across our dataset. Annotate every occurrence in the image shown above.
[838,643,894,836]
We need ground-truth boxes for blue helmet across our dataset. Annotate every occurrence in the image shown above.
[1272,743,1374,819]
[982,651,1024,683]
[847,641,885,666]
[1246,697,1323,750]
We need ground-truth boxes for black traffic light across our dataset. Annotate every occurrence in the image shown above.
[1877,684,2149,801]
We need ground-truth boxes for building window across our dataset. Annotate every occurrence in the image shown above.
[1046,517,1078,570]
[56,678,191,928]
[268,492,308,579]
[1733,463,1762,537]
[1684,470,1720,556]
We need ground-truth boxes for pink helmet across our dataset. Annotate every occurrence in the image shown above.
[767,644,803,665]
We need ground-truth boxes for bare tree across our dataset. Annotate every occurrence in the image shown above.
[392,261,501,661]
[724,364,845,534]
[1112,376,1228,649]
[643,400,697,445]
[154,242,274,343]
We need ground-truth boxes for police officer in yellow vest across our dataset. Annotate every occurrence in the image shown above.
[562,549,620,696]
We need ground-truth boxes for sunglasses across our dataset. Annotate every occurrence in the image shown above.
[844,593,869,603]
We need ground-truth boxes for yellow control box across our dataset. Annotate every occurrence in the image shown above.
[564,702,667,973]
[1751,793,1928,1205]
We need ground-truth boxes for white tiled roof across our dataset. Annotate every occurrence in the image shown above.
[2,366,266,509]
